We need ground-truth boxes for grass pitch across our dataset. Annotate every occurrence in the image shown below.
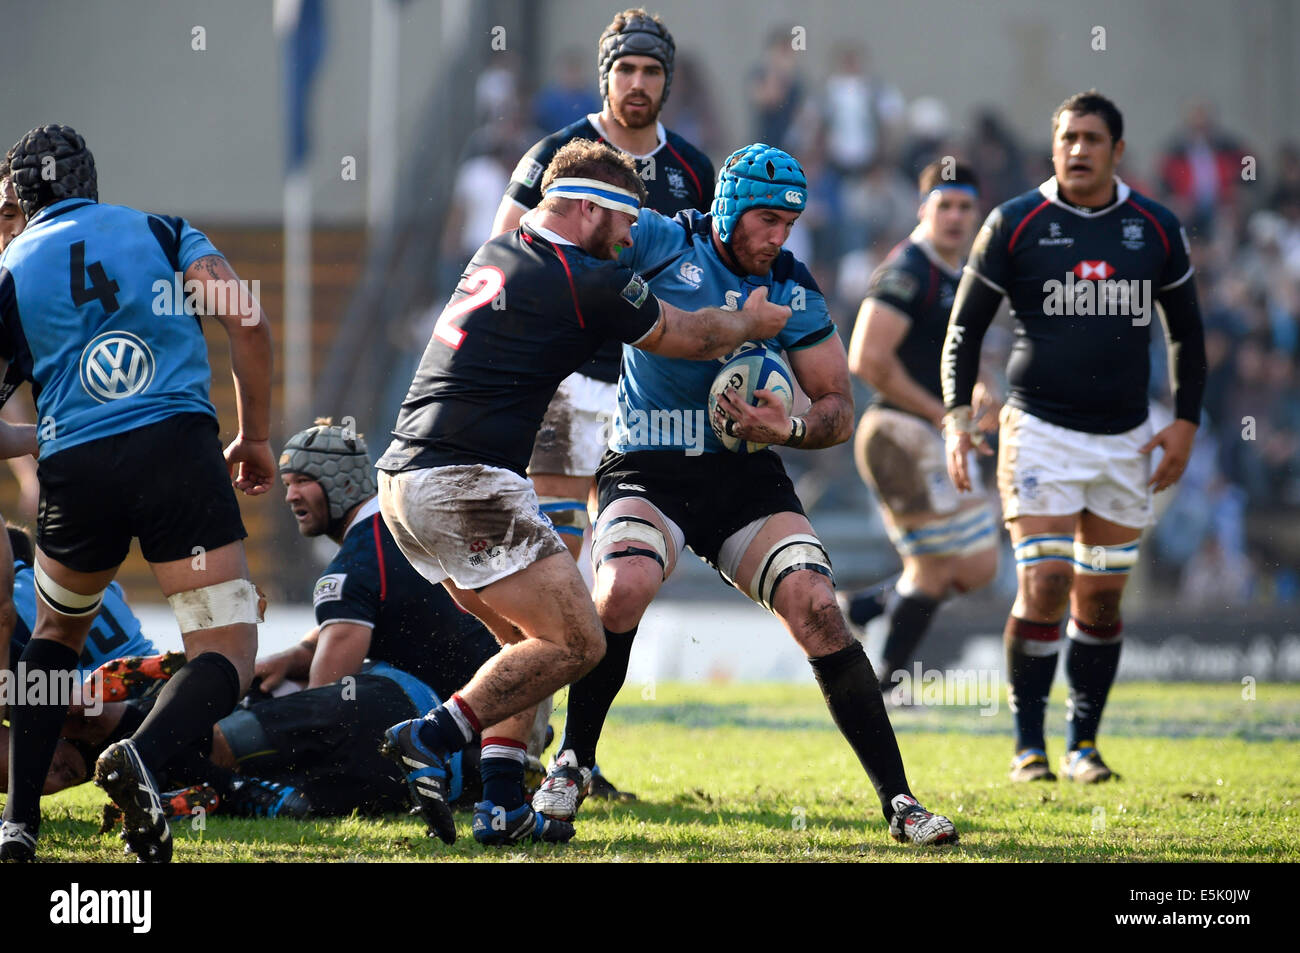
[23,681,1300,862]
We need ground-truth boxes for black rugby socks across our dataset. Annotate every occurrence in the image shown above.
[876,589,943,686]
[130,652,241,771]
[1006,617,1062,753]
[1064,618,1123,750]
[559,626,637,767]
[809,641,912,819]
[3,638,81,829]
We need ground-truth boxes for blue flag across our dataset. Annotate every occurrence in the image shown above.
[277,0,327,173]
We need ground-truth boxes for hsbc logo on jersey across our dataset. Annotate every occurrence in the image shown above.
[79,331,156,402]
[1043,265,1151,326]
[1073,260,1115,280]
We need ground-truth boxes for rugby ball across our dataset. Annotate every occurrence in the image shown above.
[708,349,795,453]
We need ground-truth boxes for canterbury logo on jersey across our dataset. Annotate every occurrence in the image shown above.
[79,332,156,402]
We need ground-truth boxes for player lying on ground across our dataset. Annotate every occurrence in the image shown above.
[375,139,790,847]
[0,124,275,863]
[532,143,958,846]
[491,8,714,801]
[15,422,506,818]
[1,524,173,796]
[940,90,1206,783]
[840,159,1000,690]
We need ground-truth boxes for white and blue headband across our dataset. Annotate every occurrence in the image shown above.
[543,177,641,219]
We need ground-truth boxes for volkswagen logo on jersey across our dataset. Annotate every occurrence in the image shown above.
[79,331,156,402]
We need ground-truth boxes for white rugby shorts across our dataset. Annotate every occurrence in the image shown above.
[996,405,1155,528]
[379,464,568,591]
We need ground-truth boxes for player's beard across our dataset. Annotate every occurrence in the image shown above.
[610,90,662,130]
[729,219,780,276]
[591,213,624,260]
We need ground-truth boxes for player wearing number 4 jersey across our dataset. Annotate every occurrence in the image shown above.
[376,139,790,847]
[532,143,959,847]
[0,124,275,863]
[941,92,1207,784]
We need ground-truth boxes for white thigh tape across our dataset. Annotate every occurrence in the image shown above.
[751,534,833,611]
[1072,540,1140,575]
[33,562,104,617]
[1013,534,1074,566]
[168,579,266,633]
[592,516,669,565]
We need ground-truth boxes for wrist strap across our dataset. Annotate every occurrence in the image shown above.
[784,416,807,447]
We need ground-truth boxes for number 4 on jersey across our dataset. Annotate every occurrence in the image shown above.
[69,240,120,315]
[434,266,505,349]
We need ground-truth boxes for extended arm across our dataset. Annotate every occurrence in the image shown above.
[634,287,791,360]
[184,254,275,494]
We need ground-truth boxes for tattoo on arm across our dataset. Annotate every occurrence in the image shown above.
[192,255,224,282]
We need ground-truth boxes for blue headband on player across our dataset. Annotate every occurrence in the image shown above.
[926,183,979,199]
[543,177,641,219]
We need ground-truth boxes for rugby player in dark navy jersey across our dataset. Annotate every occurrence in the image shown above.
[842,159,1000,691]
[490,8,712,803]
[148,421,504,819]
[0,125,274,862]
[376,139,789,847]
[941,92,1207,784]
[492,8,714,564]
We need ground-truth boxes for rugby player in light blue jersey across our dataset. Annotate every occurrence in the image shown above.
[533,143,959,847]
[0,125,274,863]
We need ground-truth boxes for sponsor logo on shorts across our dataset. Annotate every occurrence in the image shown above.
[79,331,156,402]
[313,573,346,606]
[616,482,646,492]
[620,274,650,308]
[467,544,508,569]
[1019,471,1040,501]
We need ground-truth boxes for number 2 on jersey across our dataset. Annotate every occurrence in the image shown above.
[434,266,505,349]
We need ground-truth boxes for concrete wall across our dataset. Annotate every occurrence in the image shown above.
[0,0,1292,222]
